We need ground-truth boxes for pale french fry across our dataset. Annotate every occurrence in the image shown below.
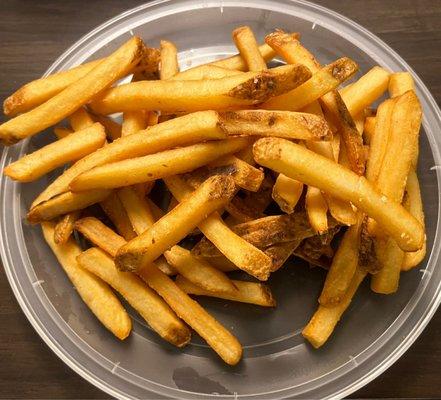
[54,210,81,244]
[69,107,95,131]
[165,175,273,280]
[253,137,424,252]
[89,65,312,115]
[116,175,236,272]
[363,116,376,144]
[4,123,106,182]
[31,111,229,207]
[54,126,73,139]
[160,40,179,80]
[272,174,303,213]
[0,37,144,145]
[93,114,122,141]
[41,221,131,340]
[28,189,112,224]
[402,170,426,270]
[171,65,243,81]
[78,248,191,347]
[302,267,367,348]
[340,66,390,117]
[305,186,328,234]
[389,72,415,98]
[176,275,276,307]
[70,138,249,191]
[138,262,242,365]
[232,26,267,71]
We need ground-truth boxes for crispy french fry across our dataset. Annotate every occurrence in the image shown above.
[305,186,328,234]
[138,262,242,365]
[340,66,390,117]
[93,114,122,141]
[203,255,239,272]
[70,138,249,191]
[302,267,367,348]
[28,189,112,224]
[353,112,365,135]
[116,175,236,272]
[54,210,81,244]
[121,111,147,137]
[31,111,229,207]
[171,65,243,81]
[54,126,73,139]
[232,26,267,71]
[0,37,143,145]
[363,116,376,144]
[41,222,131,340]
[68,107,94,131]
[272,174,303,213]
[160,40,179,80]
[4,123,106,182]
[389,72,415,98]
[253,137,424,252]
[165,175,273,280]
[176,275,276,307]
[89,65,312,115]
[78,248,191,347]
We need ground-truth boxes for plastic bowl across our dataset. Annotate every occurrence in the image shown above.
[1,0,441,398]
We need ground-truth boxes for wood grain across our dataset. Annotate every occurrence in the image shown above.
[0,0,440,398]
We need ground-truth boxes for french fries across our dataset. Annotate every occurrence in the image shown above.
[305,186,329,234]
[389,72,415,98]
[41,222,131,340]
[232,26,267,71]
[69,107,95,131]
[93,114,122,141]
[363,116,376,144]
[159,40,179,80]
[176,275,276,307]
[0,37,143,144]
[171,65,242,81]
[54,211,81,244]
[272,174,303,213]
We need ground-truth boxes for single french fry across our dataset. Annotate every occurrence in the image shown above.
[54,126,73,139]
[78,248,191,347]
[389,72,415,98]
[70,138,249,191]
[28,189,112,224]
[89,64,312,115]
[121,111,147,137]
[165,175,273,280]
[302,267,367,348]
[138,262,242,365]
[340,66,390,117]
[176,275,276,307]
[160,40,179,80]
[0,37,143,145]
[41,222,131,340]
[171,65,243,81]
[253,137,424,252]
[69,107,95,131]
[305,186,328,234]
[116,175,236,272]
[272,174,303,213]
[4,123,106,182]
[54,210,81,244]
[31,111,229,207]
[93,114,122,141]
[353,111,365,134]
[232,26,267,71]
[204,255,239,272]
[363,116,376,144]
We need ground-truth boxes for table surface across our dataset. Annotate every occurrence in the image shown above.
[1,0,440,398]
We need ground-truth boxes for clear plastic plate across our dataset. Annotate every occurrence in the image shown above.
[1,0,441,398]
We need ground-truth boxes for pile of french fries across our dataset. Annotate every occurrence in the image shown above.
[1,26,425,364]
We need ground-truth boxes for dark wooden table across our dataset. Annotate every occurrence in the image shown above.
[1,0,440,398]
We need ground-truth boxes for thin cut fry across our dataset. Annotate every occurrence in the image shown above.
[305,186,328,234]
[160,40,179,80]
[41,222,131,340]
[176,275,276,307]
[0,36,144,145]
[253,137,424,252]
[54,210,81,244]
[272,174,303,213]
[121,111,147,137]
[69,107,95,131]
[363,116,376,144]
[93,114,122,141]
[78,248,191,347]
[232,26,267,71]
[171,65,243,81]
[389,72,415,98]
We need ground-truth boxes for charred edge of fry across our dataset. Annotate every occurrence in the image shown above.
[329,57,359,81]
[358,218,381,273]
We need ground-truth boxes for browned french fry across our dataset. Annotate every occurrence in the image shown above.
[89,65,312,115]
[389,72,415,98]
[70,138,249,191]
[160,40,179,80]
[0,37,144,145]
[171,65,243,81]
[232,26,267,71]
[272,174,303,213]
[305,186,328,234]
[54,210,81,244]
[41,221,131,340]
[363,116,376,144]
[4,123,106,182]
[176,275,276,307]
[253,137,424,252]
[78,248,191,347]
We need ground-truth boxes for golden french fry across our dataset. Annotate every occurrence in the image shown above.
[4,123,106,182]
[363,116,376,144]
[70,138,249,191]
[116,175,236,272]
[54,210,81,244]
[0,37,143,145]
[176,275,276,307]
[203,255,239,272]
[171,65,243,81]
[302,267,367,348]
[138,262,242,365]
[69,107,95,131]
[31,111,229,207]
[93,114,122,141]
[41,221,131,340]
[165,175,273,280]
[253,137,424,252]
[272,174,303,213]
[121,111,147,137]
[340,66,390,117]
[232,26,267,71]
[28,189,112,224]
[389,72,415,98]
[160,40,179,80]
[305,186,328,234]
[78,248,191,347]
[89,64,312,115]
[353,111,365,134]
[54,126,73,139]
